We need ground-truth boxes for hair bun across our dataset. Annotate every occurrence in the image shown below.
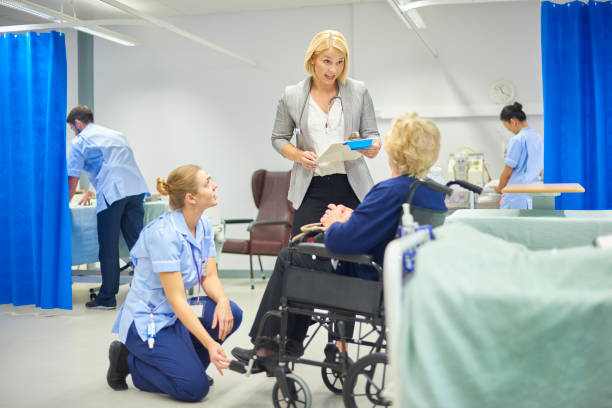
[156,177,170,195]
[513,102,523,111]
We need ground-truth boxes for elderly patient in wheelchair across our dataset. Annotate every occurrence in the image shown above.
[231,112,446,386]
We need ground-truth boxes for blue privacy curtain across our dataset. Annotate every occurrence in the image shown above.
[0,31,72,309]
[541,1,612,209]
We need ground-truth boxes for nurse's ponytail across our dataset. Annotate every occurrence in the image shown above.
[500,102,527,122]
[157,164,201,210]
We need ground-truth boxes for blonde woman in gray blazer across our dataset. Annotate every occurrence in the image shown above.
[272,30,381,237]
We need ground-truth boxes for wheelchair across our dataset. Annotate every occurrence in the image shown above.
[229,179,480,407]
[230,244,388,408]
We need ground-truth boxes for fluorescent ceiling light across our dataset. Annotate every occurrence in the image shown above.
[386,0,438,58]
[0,0,60,21]
[0,19,146,34]
[98,0,257,66]
[0,0,138,46]
[400,0,527,12]
[406,10,426,28]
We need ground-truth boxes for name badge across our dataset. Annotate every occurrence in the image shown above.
[189,296,206,317]
[190,303,204,317]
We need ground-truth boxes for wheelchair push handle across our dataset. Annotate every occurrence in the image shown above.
[405,178,453,206]
[445,179,483,195]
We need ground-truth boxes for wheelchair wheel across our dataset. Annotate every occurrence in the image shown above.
[343,352,391,408]
[321,356,353,394]
[272,373,312,408]
[321,366,344,394]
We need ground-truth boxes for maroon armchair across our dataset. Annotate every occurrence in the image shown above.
[222,170,293,289]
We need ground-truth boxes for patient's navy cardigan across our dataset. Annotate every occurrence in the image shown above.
[325,175,446,281]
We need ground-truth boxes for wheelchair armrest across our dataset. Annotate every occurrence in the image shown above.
[291,243,374,266]
[247,220,292,232]
[224,218,254,225]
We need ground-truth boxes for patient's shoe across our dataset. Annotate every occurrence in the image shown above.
[107,340,130,391]
[232,342,303,363]
[231,347,254,363]
[231,346,280,377]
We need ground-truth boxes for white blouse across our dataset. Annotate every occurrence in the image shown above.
[307,95,346,176]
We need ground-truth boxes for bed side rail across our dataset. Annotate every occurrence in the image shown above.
[383,229,433,406]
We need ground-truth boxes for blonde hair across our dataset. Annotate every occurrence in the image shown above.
[156,164,202,210]
[384,113,440,178]
[304,30,349,85]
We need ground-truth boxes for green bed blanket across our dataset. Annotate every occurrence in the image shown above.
[400,223,612,408]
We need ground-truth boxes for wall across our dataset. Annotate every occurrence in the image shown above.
[85,1,542,270]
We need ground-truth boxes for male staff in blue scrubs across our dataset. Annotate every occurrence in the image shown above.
[66,105,149,309]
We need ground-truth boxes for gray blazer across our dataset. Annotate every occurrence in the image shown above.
[271,77,380,210]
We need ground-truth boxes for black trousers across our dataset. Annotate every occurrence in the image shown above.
[248,247,334,353]
[291,174,360,237]
[95,193,145,306]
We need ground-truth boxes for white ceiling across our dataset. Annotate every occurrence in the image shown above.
[0,0,382,24]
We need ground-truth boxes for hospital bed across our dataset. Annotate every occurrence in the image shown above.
[70,200,169,268]
[71,200,226,283]
[384,213,612,408]
[447,208,612,249]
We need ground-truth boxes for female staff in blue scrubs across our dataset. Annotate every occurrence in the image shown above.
[495,102,544,209]
[107,164,242,402]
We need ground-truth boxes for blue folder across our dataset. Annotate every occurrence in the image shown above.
[343,138,373,150]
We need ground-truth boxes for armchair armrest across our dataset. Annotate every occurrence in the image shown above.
[291,243,374,267]
[247,219,292,232]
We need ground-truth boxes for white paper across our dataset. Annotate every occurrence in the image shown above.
[316,142,362,165]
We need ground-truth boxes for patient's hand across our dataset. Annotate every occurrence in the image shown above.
[320,204,353,227]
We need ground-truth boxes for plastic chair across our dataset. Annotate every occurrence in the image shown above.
[222,169,293,289]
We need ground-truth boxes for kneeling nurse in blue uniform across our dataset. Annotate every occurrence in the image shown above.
[107,164,242,402]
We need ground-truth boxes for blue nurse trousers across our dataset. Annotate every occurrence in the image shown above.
[124,297,242,402]
[96,193,145,307]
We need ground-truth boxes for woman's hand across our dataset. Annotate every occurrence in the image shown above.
[207,341,230,375]
[358,139,380,159]
[78,190,94,205]
[212,297,234,341]
[320,204,353,227]
[299,150,318,171]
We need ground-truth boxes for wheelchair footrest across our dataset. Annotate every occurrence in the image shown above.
[229,359,266,375]
[229,360,247,374]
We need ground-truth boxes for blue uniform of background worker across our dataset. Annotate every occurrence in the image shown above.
[107,164,242,402]
[495,102,544,209]
[66,105,149,309]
